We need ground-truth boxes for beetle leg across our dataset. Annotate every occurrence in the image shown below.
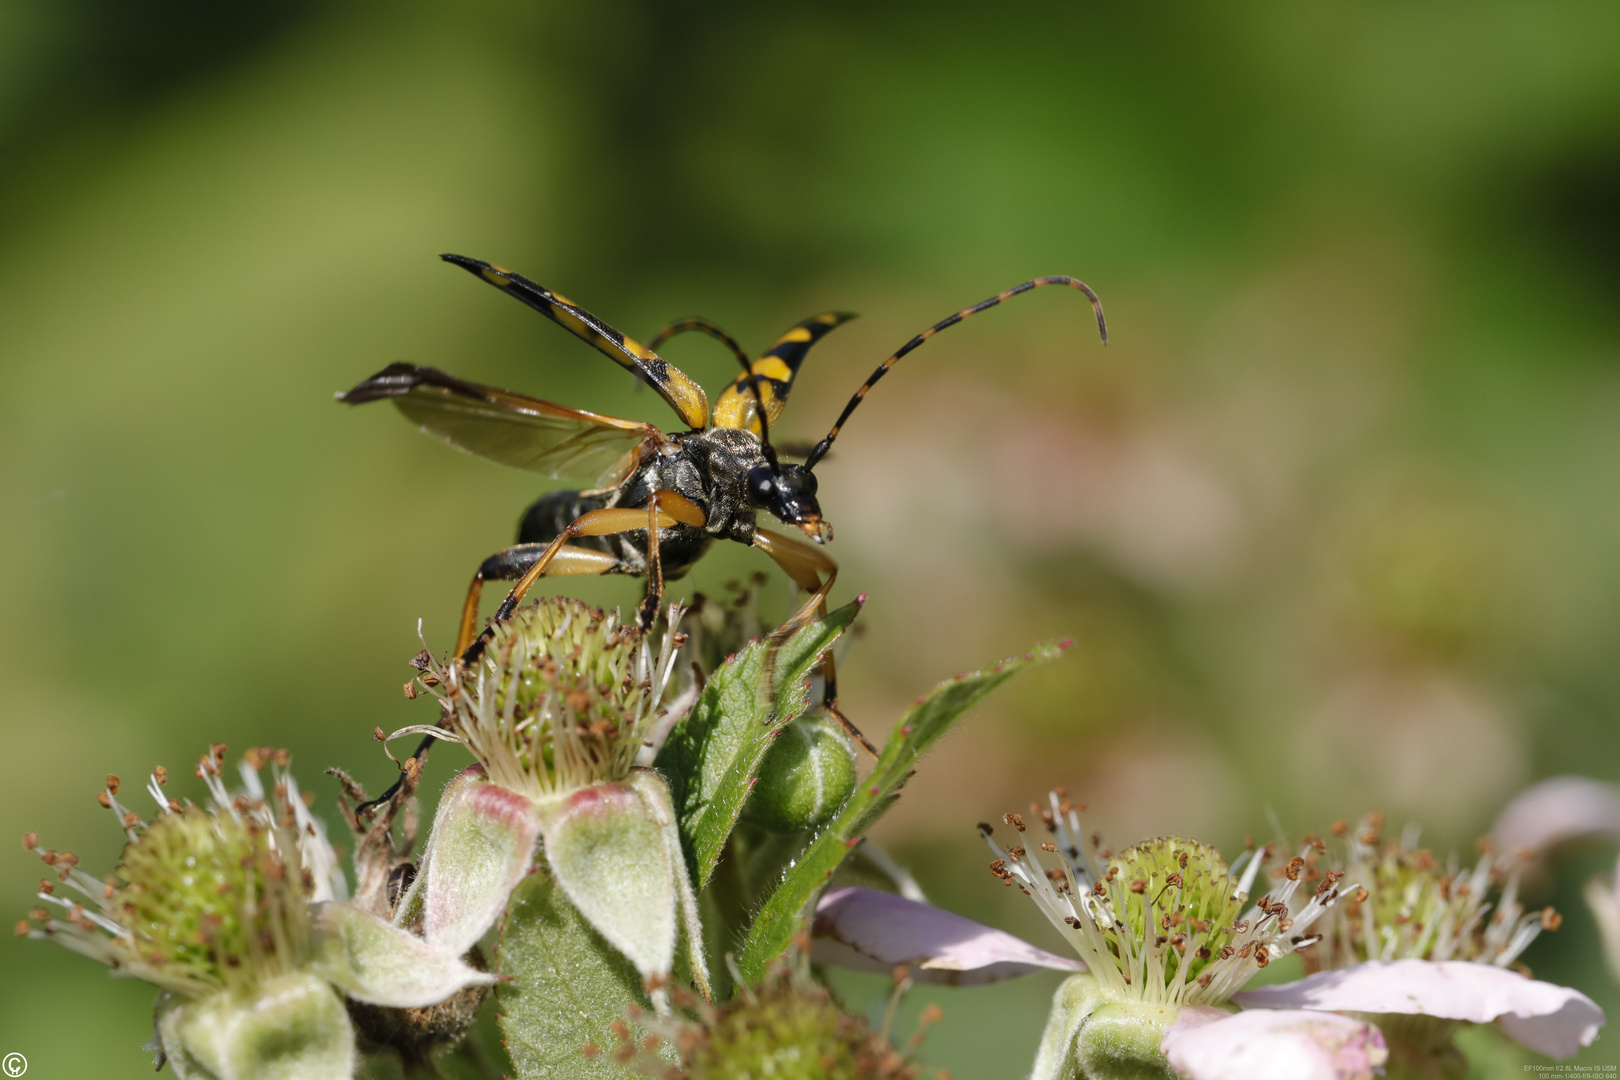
[455,545,628,657]
[470,491,707,661]
[361,498,707,819]
[751,528,877,758]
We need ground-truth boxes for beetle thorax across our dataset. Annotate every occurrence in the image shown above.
[660,427,771,544]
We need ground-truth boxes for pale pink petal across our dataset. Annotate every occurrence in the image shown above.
[1234,959,1604,1060]
[811,886,1083,986]
[1584,855,1620,984]
[1492,776,1620,859]
[1161,1007,1386,1080]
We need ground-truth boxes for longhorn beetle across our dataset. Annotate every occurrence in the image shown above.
[340,254,1107,769]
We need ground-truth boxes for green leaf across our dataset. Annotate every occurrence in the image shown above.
[655,600,860,889]
[496,867,665,1080]
[735,641,1067,984]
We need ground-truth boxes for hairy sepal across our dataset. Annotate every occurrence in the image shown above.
[497,867,669,1080]
[311,901,495,1008]
[408,765,541,956]
[536,778,678,987]
[158,972,355,1080]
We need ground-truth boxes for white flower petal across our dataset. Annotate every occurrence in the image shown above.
[1161,1007,1387,1080]
[811,886,1084,986]
[1234,959,1604,1060]
[1492,776,1620,859]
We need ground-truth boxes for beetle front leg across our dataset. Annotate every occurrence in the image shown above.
[752,528,877,758]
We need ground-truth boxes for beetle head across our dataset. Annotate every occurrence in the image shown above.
[746,462,832,544]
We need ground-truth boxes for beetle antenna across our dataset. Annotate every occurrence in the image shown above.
[648,316,777,463]
[803,277,1107,470]
[648,317,751,371]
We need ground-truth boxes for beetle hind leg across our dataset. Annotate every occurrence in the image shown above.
[455,543,629,657]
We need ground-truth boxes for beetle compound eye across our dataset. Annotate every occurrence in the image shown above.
[746,465,777,506]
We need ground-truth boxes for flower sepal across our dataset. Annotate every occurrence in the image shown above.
[404,765,541,956]
[1032,973,1182,1080]
[157,971,355,1080]
[310,900,495,1008]
[532,769,691,998]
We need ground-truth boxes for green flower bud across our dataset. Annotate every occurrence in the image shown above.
[742,715,857,832]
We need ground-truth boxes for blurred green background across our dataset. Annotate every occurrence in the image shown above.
[4,1,1620,1075]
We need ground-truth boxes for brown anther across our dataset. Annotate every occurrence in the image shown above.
[1285,856,1305,881]
[1065,916,1082,928]
[1355,887,1369,904]
[1541,908,1562,931]
[1331,820,1348,837]
[372,727,386,742]
[14,919,29,937]
[402,680,418,699]
[22,832,37,851]
[1007,846,1025,861]
[1130,879,1147,894]
[1254,945,1270,968]
[29,908,48,922]
[122,812,140,828]
[1042,842,1058,852]
[154,766,168,785]
[273,748,290,767]
[1004,812,1026,832]
[97,793,111,809]
[977,822,994,837]
[38,880,53,895]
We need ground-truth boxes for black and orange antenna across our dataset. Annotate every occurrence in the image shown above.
[803,277,1107,470]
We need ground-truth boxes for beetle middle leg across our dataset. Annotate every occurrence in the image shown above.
[751,527,878,758]
[461,490,707,660]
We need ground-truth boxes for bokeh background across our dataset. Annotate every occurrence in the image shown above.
[4,2,1620,1075]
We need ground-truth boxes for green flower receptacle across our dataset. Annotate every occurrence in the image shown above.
[1034,974,1191,1080]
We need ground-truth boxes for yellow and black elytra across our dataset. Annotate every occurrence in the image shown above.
[340,254,1107,770]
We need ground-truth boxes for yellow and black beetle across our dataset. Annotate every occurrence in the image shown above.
[340,254,1106,757]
